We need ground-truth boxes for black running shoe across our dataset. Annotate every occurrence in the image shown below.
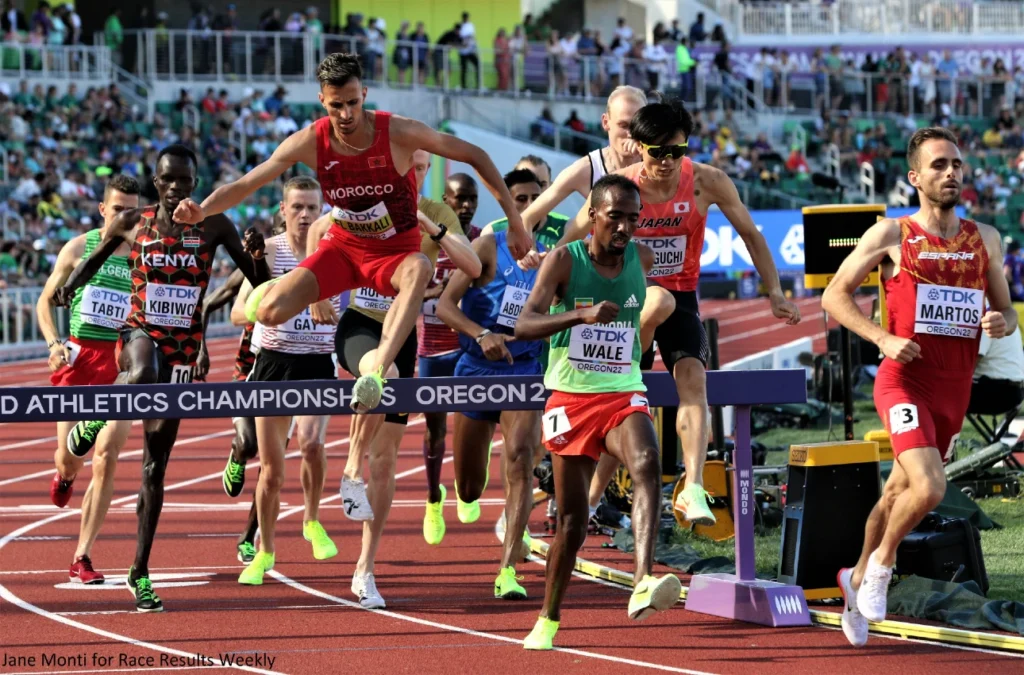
[67,420,107,458]
[222,455,246,498]
[127,567,163,613]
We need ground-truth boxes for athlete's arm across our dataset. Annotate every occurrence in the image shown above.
[821,219,920,363]
[980,223,1018,337]
[516,247,618,341]
[37,235,84,370]
[56,207,144,305]
[175,127,314,223]
[229,278,254,326]
[208,215,271,288]
[707,166,800,325]
[636,242,655,276]
[418,210,481,279]
[520,157,589,232]
[196,268,246,378]
[557,192,594,247]
[436,234,495,340]
[393,117,531,259]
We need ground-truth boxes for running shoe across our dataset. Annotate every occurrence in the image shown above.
[237,541,256,564]
[222,455,246,498]
[244,279,278,323]
[523,616,559,650]
[127,567,163,612]
[856,551,893,623]
[67,420,107,458]
[627,574,682,621]
[351,572,386,609]
[351,366,386,414]
[69,555,104,584]
[494,566,527,600]
[838,567,869,647]
[238,551,275,586]
[340,476,374,521]
[50,472,74,508]
[455,485,480,524]
[303,521,338,560]
[673,483,717,527]
[423,484,446,545]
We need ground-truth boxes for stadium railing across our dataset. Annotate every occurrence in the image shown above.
[0,41,112,82]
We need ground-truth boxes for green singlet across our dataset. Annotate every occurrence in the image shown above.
[68,229,132,341]
[545,239,647,394]
[487,212,569,251]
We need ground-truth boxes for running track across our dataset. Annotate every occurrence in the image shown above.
[0,296,1018,674]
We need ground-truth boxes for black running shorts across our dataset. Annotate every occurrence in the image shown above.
[335,309,417,425]
[247,348,337,383]
[640,289,709,372]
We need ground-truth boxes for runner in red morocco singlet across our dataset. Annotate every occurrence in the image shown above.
[560,99,802,527]
[172,52,531,414]
[53,145,271,613]
[821,127,1016,647]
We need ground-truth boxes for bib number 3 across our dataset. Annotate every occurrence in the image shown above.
[170,364,194,384]
[542,406,572,442]
[888,403,919,435]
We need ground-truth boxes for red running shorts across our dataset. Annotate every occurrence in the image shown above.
[874,361,973,464]
[543,390,653,461]
[49,338,119,387]
[300,225,422,301]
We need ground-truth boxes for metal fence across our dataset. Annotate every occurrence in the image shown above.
[0,41,112,82]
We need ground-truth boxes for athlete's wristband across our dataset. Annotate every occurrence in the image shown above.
[475,329,491,344]
[47,339,64,350]
[429,224,448,242]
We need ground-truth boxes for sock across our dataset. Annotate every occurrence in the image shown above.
[423,439,445,503]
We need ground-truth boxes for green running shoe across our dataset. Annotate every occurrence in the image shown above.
[127,567,163,613]
[423,485,447,545]
[494,566,527,600]
[238,551,275,585]
[674,483,717,527]
[67,420,107,458]
[454,482,480,524]
[303,521,338,560]
[244,279,278,323]
[523,616,559,650]
[237,541,256,564]
[627,574,681,621]
[351,366,386,414]
[222,455,246,498]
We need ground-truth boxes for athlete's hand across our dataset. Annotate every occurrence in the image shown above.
[195,342,210,382]
[47,342,70,373]
[622,138,642,157]
[52,286,75,308]
[517,249,547,271]
[982,310,1008,339]
[172,198,205,225]
[242,227,265,259]
[505,215,532,261]
[424,277,448,300]
[770,292,801,325]
[416,210,441,238]
[879,334,922,364]
[480,333,515,364]
[309,300,339,325]
[582,301,620,325]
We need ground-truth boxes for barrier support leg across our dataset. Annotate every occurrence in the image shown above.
[683,405,811,627]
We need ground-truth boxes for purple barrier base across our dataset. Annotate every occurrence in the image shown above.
[684,574,811,627]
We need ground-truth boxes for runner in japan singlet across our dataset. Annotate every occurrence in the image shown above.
[126,214,213,375]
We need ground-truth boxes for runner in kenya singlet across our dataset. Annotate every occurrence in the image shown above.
[126,213,213,379]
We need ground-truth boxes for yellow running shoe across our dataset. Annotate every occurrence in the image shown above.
[352,366,386,414]
[423,484,447,545]
[455,482,480,524]
[244,279,278,323]
[674,483,717,527]
[303,521,338,560]
[523,616,559,650]
[627,574,682,621]
[495,566,527,600]
[238,551,275,586]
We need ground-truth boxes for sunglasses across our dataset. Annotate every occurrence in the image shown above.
[640,142,689,160]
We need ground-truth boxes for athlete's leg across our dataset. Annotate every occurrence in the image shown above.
[849,459,910,589]
[497,410,541,571]
[224,417,258,498]
[297,415,330,523]
[871,447,946,567]
[252,415,292,556]
[354,419,406,577]
[587,452,620,511]
[370,253,431,377]
[539,454,595,621]
[423,411,447,504]
[74,420,132,560]
[640,286,675,353]
[238,492,259,547]
[54,421,82,483]
[674,357,708,489]
[344,411,383,481]
[256,267,322,327]
[452,412,497,505]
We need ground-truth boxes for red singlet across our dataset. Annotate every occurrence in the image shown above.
[622,159,706,292]
[417,224,481,357]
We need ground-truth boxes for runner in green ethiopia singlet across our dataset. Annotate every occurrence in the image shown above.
[68,229,133,341]
[546,239,647,394]
[489,212,568,251]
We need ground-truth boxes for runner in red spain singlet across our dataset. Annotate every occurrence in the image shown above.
[171,52,531,416]
[54,145,270,614]
[821,128,1015,647]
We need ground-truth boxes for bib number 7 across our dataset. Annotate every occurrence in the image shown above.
[170,364,194,384]
[542,406,572,442]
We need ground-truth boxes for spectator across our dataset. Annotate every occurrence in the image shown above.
[642,36,669,91]
[494,28,511,92]
[1004,239,1024,302]
[104,8,123,66]
[2,1,28,34]
[614,18,633,43]
[264,86,286,116]
[689,12,707,44]
[412,22,429,85]
[458,12,479,89]
[393,20,412,86]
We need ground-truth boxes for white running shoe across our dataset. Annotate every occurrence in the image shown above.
[351,573,386,609]
[838,568,868,647]
[341,476,374,521]
[856,551,893,623]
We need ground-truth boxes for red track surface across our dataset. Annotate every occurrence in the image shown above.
[0,297,1019,674]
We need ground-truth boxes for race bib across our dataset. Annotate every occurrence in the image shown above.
[914,283,983,339]
[146,283,201,328]
[422,298,443,325]
[330,202,396,239]
[277,301,339,347]
[170,364,193,384]
[568,324,636,375]
[496,285,530,328]
[79,284,131,329]
[644,235,687,278]
[353,287,394,312]
[888,403,919,435]
[542,406,572,442]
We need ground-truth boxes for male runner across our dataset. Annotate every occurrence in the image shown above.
[562,100,801,526]
[311,148,479,607]
[39,174,140,584]
[821,127,1016,646]
[230,176,344,585]
[516,174,680,650]
[484,157,567,248]
[54,144,270,612]
[421,172,482,545]
[435,167,547,600]
[173,52,530,414]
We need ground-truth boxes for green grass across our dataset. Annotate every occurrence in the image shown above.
[670,386,1024,603]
